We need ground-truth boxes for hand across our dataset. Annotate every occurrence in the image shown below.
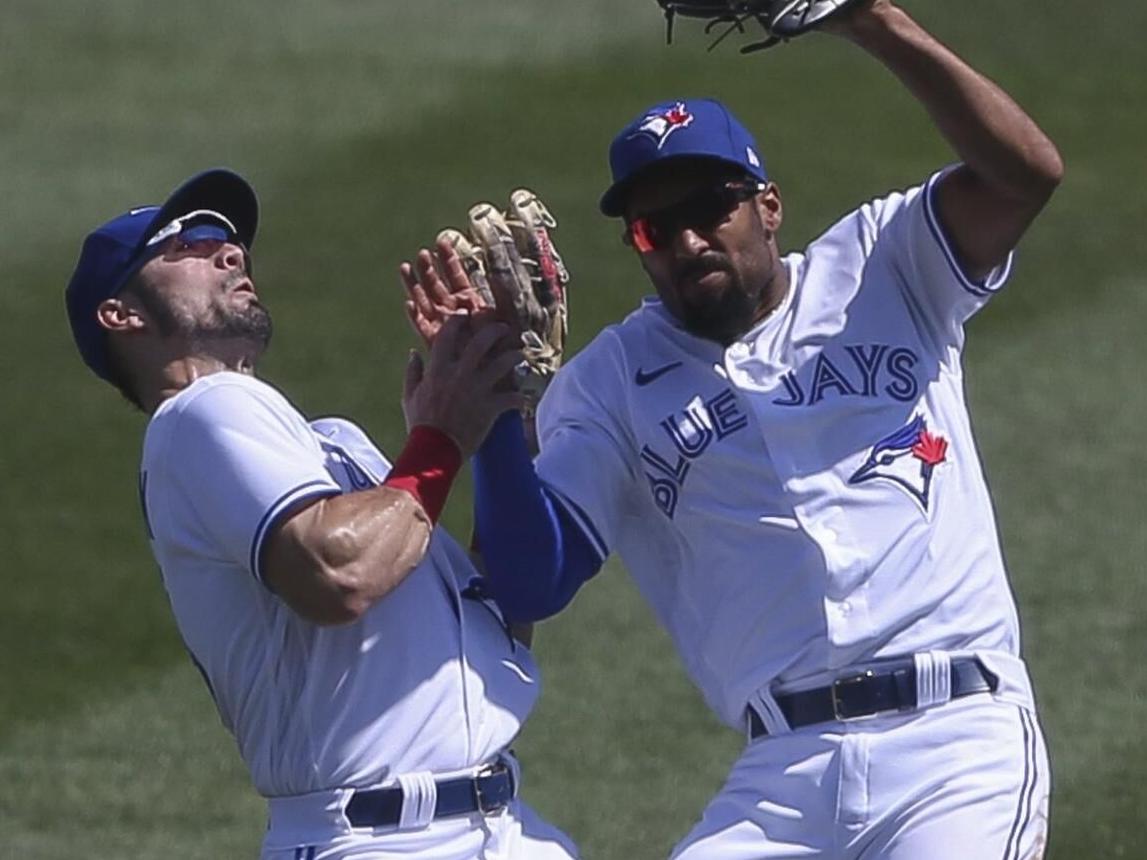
[400,239,492,347]
[404,190,569,449]
[401,313,525,457]
[818,0,893,40]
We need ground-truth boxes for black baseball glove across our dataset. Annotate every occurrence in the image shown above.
[657,0,866,53]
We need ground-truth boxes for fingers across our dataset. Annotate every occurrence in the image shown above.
[414,249,458,311]
[437,229,496,308]
[404,299,437,344]
[400,249,458,315]
[436,238,483,304]
[401,245,491,343]
[399,259,437,328]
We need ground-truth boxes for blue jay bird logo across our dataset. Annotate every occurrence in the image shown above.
[632,102,695,149]
[849,414,949,510]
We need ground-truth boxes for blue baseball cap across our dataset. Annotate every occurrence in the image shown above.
[65,168,259,382]
[600,98,767,217]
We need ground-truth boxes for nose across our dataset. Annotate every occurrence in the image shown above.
[672,226,710,259]
[215,242,247,272]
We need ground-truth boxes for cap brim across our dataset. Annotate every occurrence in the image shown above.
[599,178,636,218]
[599,154,763,218]
[147,168,259,251]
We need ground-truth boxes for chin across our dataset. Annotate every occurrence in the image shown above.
[678,296,754,343]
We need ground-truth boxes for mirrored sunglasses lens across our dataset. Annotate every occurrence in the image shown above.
[178,223,232,244]
[652,185,742,241]
[184,213,236,236]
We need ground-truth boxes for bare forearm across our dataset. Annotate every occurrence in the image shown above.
[829,2,1062,276]
[264,427,461,625]
[266,487,433,624]
[845,4,1062,196]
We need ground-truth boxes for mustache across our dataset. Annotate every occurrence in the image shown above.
[677,254,732,282]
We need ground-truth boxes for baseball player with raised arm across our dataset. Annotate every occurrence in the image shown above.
[404,1,1063,857]
[64,168,579,860]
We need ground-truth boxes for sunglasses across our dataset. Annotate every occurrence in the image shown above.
[624,179,766,254]
[146,208,253,273]
[147,209,240,248]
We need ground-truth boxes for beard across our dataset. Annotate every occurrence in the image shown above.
[134,277,273,358]
[672,256,759,345]
[195,301,272,349]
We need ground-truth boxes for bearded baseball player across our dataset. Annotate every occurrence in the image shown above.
[404,0,1063,857]
[64,169,580,859]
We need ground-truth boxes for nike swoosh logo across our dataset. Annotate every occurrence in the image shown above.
[635,361,683,386]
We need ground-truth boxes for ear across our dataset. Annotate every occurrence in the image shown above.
[756,182,783,234]
[96,296,146,334]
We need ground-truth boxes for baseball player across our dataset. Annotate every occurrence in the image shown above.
[64,168,579,860]
[404,1,1062,857]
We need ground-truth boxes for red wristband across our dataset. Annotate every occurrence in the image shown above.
[382,425,463,524]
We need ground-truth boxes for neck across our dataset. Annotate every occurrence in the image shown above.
[751,257,790,327]
[141,348,257,414]
[712,258,790,346]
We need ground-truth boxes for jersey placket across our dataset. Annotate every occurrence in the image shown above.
[722,305,876,668]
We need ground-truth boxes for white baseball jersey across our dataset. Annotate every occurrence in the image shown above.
[139,372,539,797]
[537,167,1034,729]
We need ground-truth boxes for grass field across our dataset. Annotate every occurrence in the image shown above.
[2,1,1144,857]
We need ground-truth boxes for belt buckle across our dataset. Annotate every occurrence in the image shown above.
[831,669,876,721]
[473,764,512,815]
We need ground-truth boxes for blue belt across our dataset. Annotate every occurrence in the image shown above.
[748,656,997,738]
[344,762,517,828]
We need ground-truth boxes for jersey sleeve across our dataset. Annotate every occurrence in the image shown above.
[864,166,1013,337]
[535,333,640,560]
[152,378,342,585]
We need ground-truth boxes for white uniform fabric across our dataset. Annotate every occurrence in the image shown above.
[140,372,576,859]
[262,795,580,860]
[536,168,1049,855]
[671,698,1050,859]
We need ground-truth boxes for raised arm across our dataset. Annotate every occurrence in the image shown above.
[832,1,1064,280]
[400,240,603,623]
[263,315,523,625]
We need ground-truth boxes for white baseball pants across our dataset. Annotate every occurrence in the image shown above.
[261,797,577,860]
[671,695,1050,859]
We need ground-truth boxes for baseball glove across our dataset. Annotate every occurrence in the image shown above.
[436,190,569,414]
[657,0,865,53]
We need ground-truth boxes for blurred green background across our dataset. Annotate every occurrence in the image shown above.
[2,1,1144,857]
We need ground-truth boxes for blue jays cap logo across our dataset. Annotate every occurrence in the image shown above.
[849,414,949,511]
[631,102,695,150]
